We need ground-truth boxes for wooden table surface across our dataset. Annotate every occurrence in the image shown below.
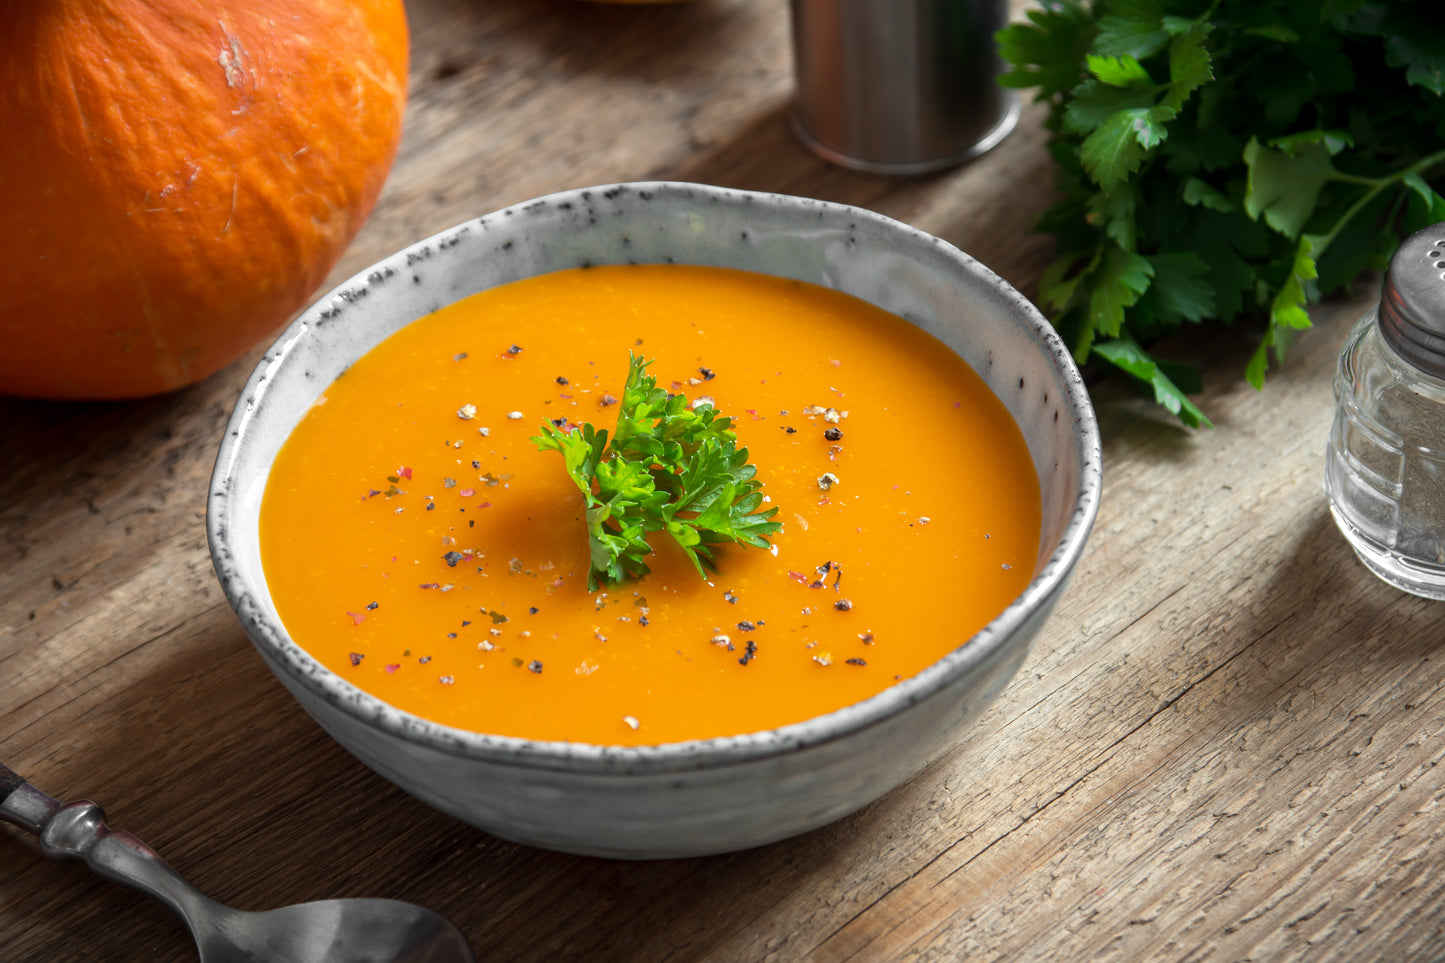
[5,2,1443,960]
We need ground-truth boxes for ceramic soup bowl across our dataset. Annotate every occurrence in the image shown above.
[207,182,1101,859]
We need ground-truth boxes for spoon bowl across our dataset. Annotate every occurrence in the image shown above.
[0,763,476,963]
[192,899,475,963]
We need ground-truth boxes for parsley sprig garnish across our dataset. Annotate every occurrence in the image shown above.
[532,355,781,589]
[998,0,1445,427]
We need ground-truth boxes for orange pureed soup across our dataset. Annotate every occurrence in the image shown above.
[260,265,1040,745]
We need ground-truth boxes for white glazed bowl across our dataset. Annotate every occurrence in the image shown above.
[207,182,1101,859]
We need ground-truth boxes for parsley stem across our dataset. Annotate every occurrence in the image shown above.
[1315,149,1445,255]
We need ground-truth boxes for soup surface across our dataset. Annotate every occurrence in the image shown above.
[260,265,1040,744]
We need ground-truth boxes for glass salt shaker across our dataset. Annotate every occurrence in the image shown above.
[1325,223,1445,599]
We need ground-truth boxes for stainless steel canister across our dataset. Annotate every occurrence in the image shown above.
[789,0,1018,175]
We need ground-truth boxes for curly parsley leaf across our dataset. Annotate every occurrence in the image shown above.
[1094,0,1171,59]
[1139,252,1215,327]
[998,0,1445,426]
[1094,330,1210,428]
[1347,3,1445,96]
[532,354,781,590]
[1087,247,1154,345]
[1243,133,1350,238]
[997,0,1095,98]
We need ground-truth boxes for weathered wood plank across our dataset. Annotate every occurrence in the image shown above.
[6,1,1444,961]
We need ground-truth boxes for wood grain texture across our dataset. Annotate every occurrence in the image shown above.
[5,1,1445,961]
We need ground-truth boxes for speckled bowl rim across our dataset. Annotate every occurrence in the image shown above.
[208,181,1102,776]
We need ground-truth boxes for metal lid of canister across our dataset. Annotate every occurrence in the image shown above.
[1380,224,1445,379]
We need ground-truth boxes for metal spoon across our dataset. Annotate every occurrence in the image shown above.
[1,763,477,962]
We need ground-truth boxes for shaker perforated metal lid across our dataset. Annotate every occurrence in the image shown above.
[1380,223,1445,378]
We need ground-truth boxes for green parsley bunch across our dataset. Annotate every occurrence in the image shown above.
[998,0,1445,426]
[532,355,781,589]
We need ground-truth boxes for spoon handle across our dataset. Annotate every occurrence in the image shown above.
[0,762,56,834]
[1,762,218,926]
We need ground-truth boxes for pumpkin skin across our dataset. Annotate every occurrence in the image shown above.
[0,0,409,399]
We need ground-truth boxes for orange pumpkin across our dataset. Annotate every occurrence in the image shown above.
[0,0,409,399]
